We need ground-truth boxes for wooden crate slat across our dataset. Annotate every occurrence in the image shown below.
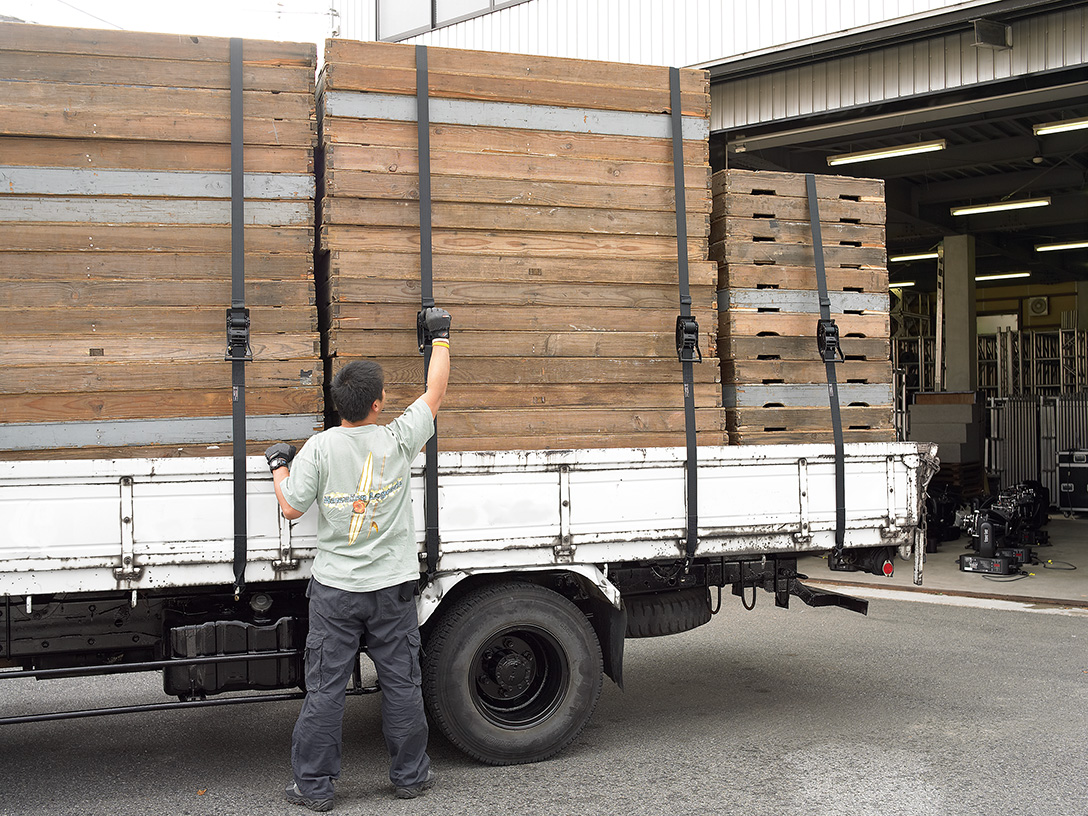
[381,383,721,410]
[1,360,320,393]
[0,252,312,281]
[0,224,313,252]
[323,198,708,237]
[726,405,894,432]
[2,306,317,336]
[710,216,884,247]
[329,252,717,288]
[713,169,884,201]
[720,335,890,362]
[324,39,707,97]
[322,225,706,260]
[330,278,716,310]
[325,171,708,214]
[0,387,323,423]
[0,22,315,64]
[325,118,709,165]
[0,279,314,308]
[719,264,887,293]
[329,304,718,334]
[0,335,320,365]
[326,144,709,190]
[326,330,694,359]
[712,192,885,224]
[728,428,897,445]
[723,359,893,384]
[712,240,886,269]
[719,311,889,338]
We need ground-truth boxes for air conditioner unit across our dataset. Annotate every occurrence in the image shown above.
[1027,296,1049,317]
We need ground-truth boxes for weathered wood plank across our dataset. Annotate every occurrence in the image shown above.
[329,252,717,288]
[726,405,894,432]
[0,196,312,226]
[0,280,314,308]
[407,407,725,437]
[329,278,716,310]
[0,224,312,252]
[712,240,886,269]
[322,225,706,260]
[0,136,313,174]
[329,304,717,334]
[338,356,721,386]
[325,144,710,190]
[0,108,314,146]
[0,252,312,281]
[719,335,889,362]
[718,263,887,293]
[723,382,893,409]
[713,169,884,201]
[0,387,323,423]
[324,118,708,164]
[325,171,709,214]
[327,330,698,359]
[0,360,320,393]
[322,198,708,237]
[1,166,313,200]
[0,50,313,93]
[0,336,320,366]
[381,383,721,410]
[728,428,896,445]
[719,311,889,338]
[710,216,884,247]
[0,22,315,64]
[2,306,317,336]
[723,359,893,384]
[713,192,885,224]
[324,39,707,99]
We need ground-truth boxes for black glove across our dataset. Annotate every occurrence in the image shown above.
[264,442,297,473]
[417,307,452,352]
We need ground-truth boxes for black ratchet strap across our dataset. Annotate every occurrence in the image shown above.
[670,68,701,565]
[804,174,846,557]
[227,39,253,600]
[417,46,441,580]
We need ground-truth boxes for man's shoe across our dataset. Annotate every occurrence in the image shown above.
[394,769,435,799]
[285,782,334,812]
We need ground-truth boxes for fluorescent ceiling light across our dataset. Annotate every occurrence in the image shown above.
[1033,116,1088,136]
[975,271,1031,282]
[889,281,916,289]
[890,251,939,262]
[951,197,1050,216]
[827,139,946,166]
[1035,240,1088,253]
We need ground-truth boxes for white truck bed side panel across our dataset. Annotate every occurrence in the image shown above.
[0,443,936,596]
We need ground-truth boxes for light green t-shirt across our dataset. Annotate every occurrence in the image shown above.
[279,397,435,592]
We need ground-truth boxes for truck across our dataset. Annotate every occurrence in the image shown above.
[0,440,936,764]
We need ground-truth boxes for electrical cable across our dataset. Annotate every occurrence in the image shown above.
[1042,560,1076,570]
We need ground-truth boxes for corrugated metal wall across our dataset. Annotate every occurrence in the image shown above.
[712,4,1088,131]
[333,0,1007,65]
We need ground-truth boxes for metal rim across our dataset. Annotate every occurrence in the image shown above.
[470,625,569,729]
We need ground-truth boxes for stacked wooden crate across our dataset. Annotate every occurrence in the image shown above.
[711,169,895,445]
[0,23,321,459]
[318,41,722,451]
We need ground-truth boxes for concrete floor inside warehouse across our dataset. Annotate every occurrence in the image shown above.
[799,514,1088,608]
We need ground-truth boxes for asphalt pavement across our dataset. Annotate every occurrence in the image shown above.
[1,592,1086,816]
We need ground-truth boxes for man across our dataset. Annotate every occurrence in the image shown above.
[266,308,451,812]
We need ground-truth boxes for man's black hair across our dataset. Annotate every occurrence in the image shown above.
[331,360,384,422]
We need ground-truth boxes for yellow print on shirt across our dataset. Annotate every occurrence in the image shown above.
[321,453,403,546]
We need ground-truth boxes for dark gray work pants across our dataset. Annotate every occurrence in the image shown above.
[291,578,430,799]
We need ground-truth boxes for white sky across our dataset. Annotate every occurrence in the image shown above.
[0,0,339,45]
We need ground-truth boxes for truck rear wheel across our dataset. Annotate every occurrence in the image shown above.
[421,581,603,765]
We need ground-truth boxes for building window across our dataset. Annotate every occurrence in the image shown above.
[378,0,529,41]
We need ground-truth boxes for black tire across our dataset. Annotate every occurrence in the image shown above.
[624,586,712,638]
[421,581,603,765]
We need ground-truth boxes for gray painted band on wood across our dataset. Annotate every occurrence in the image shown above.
[721,288,889,312]
[0,196,312,225]
[324,90,710,141]
[0,415,322,451]
[0,167,314,199]
[722,383,893,409]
